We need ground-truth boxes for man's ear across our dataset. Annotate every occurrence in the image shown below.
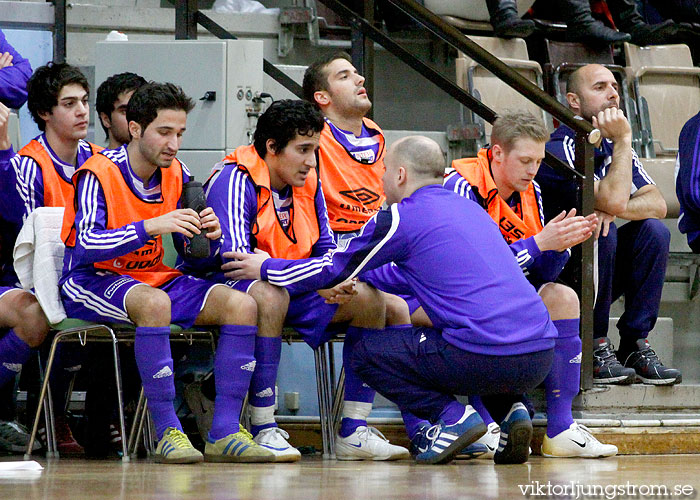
[491,143,504,163]
[566,92,580,112]
[128,120,141,140]
[266,138,277,156]
[99,112,111,130]
[314,90,330,107]
[397,165,407,186]
[38,110,51,122]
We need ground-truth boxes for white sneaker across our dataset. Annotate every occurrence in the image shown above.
[541,422,618,458]
[335,426,410,461]
[474,422,500,459]
[254,427,301,463]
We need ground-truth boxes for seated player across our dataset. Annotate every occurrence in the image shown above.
[676,109,700,252]
[444,110,617,458]
[0,106,48,453]
[0,63,104,455]
[96,72,147,150]
[182,99,409,461]
[60,82,274,464]
[223,136,560,466]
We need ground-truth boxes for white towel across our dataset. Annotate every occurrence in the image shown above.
[13,207,67,325]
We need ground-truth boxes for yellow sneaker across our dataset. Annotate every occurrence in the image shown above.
[155,427,203,464]
[204,428,275,463]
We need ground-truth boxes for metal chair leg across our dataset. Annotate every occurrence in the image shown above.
[108,329,129,462]
[25,333,63,460]
[128,387,146,458]
[313,345,333,459]
[331,366,345,437]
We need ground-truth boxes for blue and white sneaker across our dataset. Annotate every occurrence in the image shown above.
[254,427,301,462]
[409,423,432,457]
[458,421,499,459]
[415,406,486,465]
[335,426,410,461]
[494,402,532,465]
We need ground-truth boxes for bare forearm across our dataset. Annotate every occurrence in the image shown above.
[618,188,667,220]
[595,139,633,216]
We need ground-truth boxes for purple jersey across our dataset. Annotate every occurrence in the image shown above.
[2,134,97,223]
[261,184,557,356]
[61,146,206,281]
[177,161,335,286]
[443,168,570,287]
[0,30,32,109]
[325,118,382,164]
[676,111,700,248]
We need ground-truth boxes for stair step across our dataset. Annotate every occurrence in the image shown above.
[574,384,700,412]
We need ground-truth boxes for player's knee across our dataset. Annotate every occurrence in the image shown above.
[129,288,171,326]
[15,294,50,348]
[540,283,579,320]
[384,293,410,326]
[250,282,289,317]
[222,289,258,326]
[642,218,671,248]
[350,283,386,328]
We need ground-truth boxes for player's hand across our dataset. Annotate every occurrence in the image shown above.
[594,210,616,239]
[199,207,221,240]
[221,249,270,280]
[0,102,11,151]
[143,208,201,237]
[591,107,631,144]
[317,279,358,304]
[533,209,598,252]
[0,52,13,69]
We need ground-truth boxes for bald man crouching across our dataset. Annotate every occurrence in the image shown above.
[222,136,558,465]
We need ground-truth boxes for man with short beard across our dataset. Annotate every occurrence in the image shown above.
[536,64,680,386]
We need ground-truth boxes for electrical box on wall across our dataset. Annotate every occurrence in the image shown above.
[94,40,264,180]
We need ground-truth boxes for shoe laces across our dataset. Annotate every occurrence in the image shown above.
[572,424,597,444]
[635,344,661,365]
[594,341,619,363]
[423,423,442,448]
[356,425,390,444]
[236,427,257,445]
[165,428,192,449]
[258,427,290,441]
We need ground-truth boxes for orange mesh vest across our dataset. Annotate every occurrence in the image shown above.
[220,145,320,260]
[19,139,103,208]
[318,118,385,233]
[62,154,182,287]
[452,149,543,244]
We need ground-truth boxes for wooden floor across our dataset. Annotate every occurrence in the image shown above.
[1,455,700,500]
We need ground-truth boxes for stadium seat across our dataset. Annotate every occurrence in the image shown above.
[424,0,535,31]
[455,35,550,147]
[624,43,700,158]
[638,158,679,218]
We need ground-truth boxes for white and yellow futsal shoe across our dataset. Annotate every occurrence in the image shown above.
[155,427,204,464]
[541,422,618,458]
[254,427,301,462]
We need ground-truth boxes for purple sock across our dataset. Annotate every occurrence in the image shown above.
[439,400,467,426]
[343,326,376,405]
[134,327,180,439]
[338,327,378,437]
[209,324,257,440]
[0,330,31,388]
[468,395,495,426]
[545,319,581,438]
[401,410,430,440]
[249,336,281,436]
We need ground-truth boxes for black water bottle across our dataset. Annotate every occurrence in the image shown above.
[181,177,210,258]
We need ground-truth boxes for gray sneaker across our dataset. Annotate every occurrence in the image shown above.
[0,420,41,454]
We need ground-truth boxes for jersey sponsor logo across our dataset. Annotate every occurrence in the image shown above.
[350,150,376,163]
[339,187,381,206]
[499,217,526,243]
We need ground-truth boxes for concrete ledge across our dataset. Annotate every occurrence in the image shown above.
[574,384,700,412]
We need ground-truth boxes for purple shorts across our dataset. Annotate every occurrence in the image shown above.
[61,271,225,328]
[222,280,340,349]
[0,286,20,302]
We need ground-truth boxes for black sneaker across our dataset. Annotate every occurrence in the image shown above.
[619,339,682,386]
[593,337,636,385]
